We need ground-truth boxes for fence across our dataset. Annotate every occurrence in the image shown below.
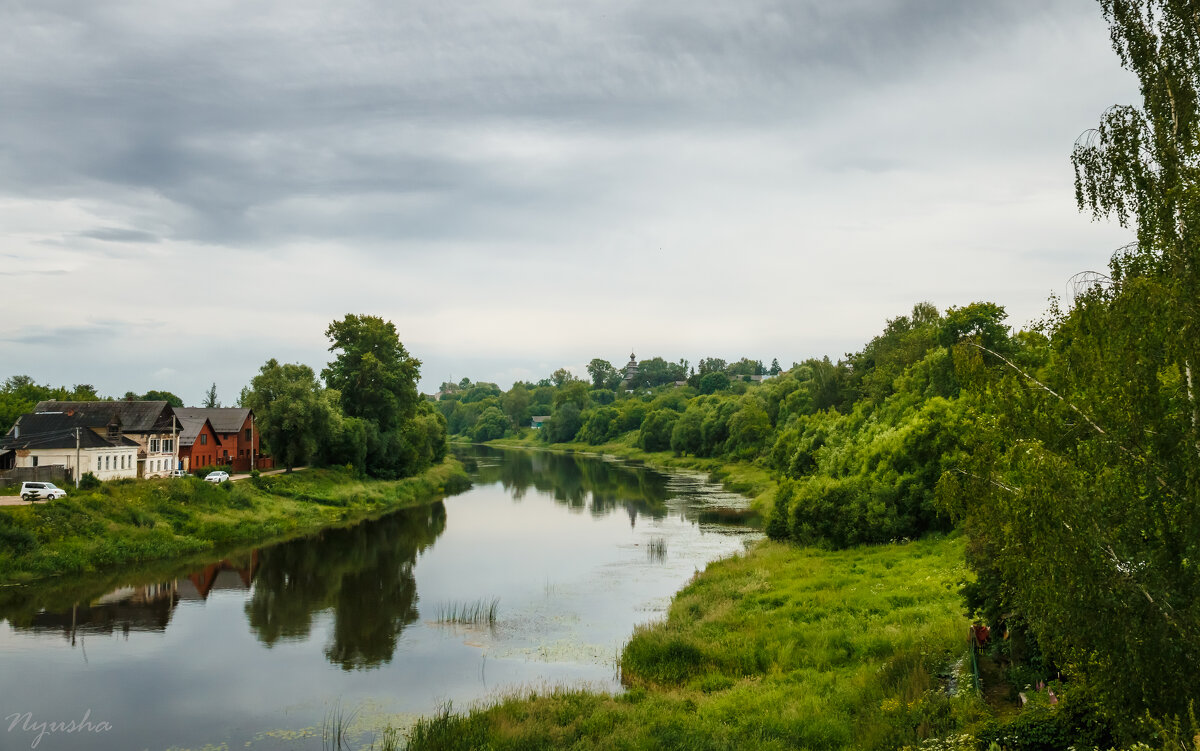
[0,465,71,489]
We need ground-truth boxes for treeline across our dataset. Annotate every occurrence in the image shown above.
[445,288,1198,738]
[439,301,1011,548]
[1,315,447,481]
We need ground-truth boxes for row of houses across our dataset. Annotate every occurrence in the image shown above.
[0,400,270,482]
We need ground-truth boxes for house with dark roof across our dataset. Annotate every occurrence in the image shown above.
[175,414,222,472]
[27,400,180,478]
[0,413,140,481]
[172,408,264,472]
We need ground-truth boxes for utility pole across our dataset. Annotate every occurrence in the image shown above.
[172,414,179,471]
[250,413,255,472]
[75,427,80,488]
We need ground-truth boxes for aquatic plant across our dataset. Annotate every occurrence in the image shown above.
[321,701,358,751]
[646,536,667,562]
[434,597,499,626]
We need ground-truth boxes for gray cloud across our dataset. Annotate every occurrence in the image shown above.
[79,227,160,243]
[0,0,1142,397]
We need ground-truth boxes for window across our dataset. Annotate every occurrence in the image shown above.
[163,439,174,453]
[149,438,160,453]
[245,428,252,441]
[223,450,229,459]
[201,434,208,446]
[32,456,38,467]
[107,424,120,439]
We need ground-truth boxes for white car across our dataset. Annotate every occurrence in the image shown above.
[204,470,230,484]
[20,481,67,501]
[168,469,189,478]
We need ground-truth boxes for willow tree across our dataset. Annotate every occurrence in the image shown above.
[945,0,1200,733]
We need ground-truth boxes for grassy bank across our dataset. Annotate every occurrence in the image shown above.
[407,534,976,751]
[472,431,779,514]
[0,457,469,584]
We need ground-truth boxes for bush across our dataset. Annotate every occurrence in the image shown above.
[638,409,679,452]
[0,518,38,554]
[78,472,101,490]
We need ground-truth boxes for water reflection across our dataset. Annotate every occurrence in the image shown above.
[0,448,760,751]
[1,502,446,672]
[246,502,445,670]
[461,446,672,522]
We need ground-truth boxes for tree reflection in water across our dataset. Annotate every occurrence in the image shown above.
[245,501,446,670]
[463,446,671,524]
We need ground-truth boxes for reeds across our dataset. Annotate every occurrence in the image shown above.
[434,597,499,626]
[321,701,358,751]
[646,536,667,562]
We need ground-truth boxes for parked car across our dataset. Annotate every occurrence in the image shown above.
[204,470,230,484]
[20,481,67,501]
[168,469,189,478]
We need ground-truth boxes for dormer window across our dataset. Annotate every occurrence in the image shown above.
[107,424,120,439]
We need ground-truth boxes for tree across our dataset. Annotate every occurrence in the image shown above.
[550,368,577,388]
[472,406,510,442]
[697,357,727,375]
[553,381,590,410]
[543,402,583,443]
[631,357,687,388]
[242,359,331,471]
[946,2,1200,731]
[769,358,782,376]
[586,358,618,390]
[638,409,679,452]
[698,371,730,395]
[323,315,421,432]
[727,358,764,377]
[202,383,220,408]
[501,385,531,428]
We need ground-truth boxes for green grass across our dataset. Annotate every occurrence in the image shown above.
[0,458,469,584]
[405,534,983,751]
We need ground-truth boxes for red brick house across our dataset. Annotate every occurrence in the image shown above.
[173,408,270,472]
[176,415,221,472]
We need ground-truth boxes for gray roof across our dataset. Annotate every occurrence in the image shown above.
[0,414,139,451]
[33,400,175,433]
[176,415,221,447]
[173,408,251,435]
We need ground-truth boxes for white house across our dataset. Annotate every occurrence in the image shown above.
[0,417,139,481]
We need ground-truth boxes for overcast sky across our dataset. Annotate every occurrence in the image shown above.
[1,0,1138,401]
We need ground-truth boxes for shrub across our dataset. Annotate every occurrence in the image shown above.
[637,409,679,452]
[78,472,101,490]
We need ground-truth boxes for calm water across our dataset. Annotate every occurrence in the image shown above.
[0,446,759,751]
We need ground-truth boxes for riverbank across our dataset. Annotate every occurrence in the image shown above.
[0,457,470,584]
[407,533,976,751]
[471,432,779,516]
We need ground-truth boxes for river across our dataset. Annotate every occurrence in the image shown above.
[0,446,760,751]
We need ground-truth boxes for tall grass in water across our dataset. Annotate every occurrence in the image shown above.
[434,597,499,626]
[321,701,358,751]
[646,536,667,563]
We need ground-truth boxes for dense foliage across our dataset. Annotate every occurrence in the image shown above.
[242,315,447,479]
[938,0,1200,736]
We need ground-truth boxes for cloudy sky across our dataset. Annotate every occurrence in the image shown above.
[1,0,1138,401]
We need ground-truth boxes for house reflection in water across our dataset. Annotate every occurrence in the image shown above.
[25,552,259,644]
[179,552,259,601]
